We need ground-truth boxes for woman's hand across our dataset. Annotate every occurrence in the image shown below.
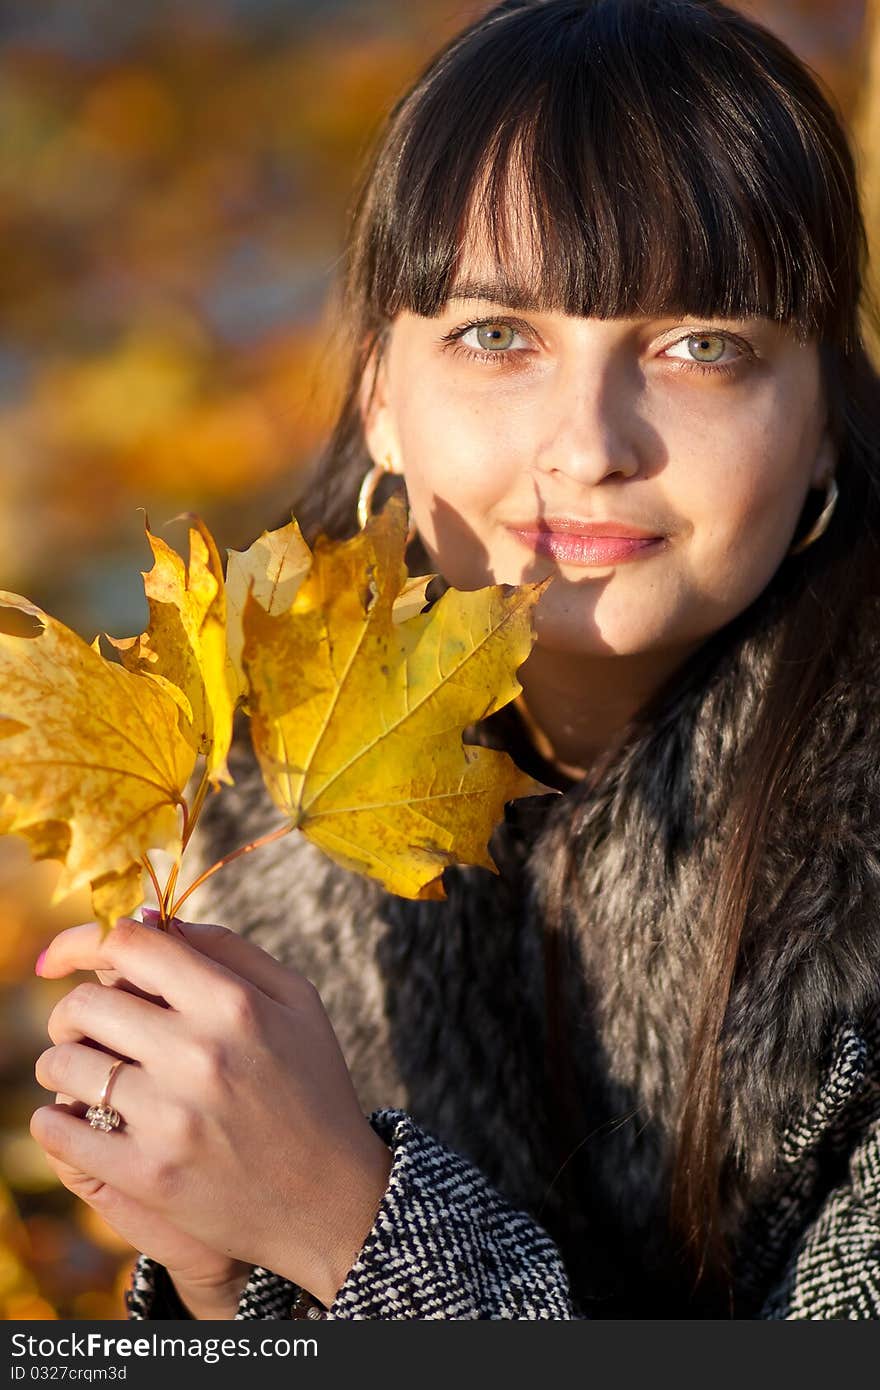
[30,915,394,1308]
[41,935,252,1314]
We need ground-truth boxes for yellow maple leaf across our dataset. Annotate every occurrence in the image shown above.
[105,515,235,787]
[225,517,312,705]
[390,573,436,624]
[0,592,196,934]
[224,517,434,702]
[240,492,556,900]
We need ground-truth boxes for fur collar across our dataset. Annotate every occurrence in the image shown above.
[493,576,880,1199]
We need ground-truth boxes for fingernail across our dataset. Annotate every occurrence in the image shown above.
[34,949,47,977]
[141,906,186,934]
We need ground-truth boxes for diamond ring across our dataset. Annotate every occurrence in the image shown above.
[85,1057,126,1132]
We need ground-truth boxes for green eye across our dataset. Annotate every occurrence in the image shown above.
[475,323,517,351]
[687,333,726,363]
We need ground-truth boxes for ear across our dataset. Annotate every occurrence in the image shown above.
[358,337,403,476]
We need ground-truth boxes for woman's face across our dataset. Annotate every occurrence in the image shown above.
[360,251,835,659]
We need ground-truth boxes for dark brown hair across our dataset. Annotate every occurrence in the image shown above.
[287,0,880,1297]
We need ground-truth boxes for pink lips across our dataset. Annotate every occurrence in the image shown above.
[505,519,665,567]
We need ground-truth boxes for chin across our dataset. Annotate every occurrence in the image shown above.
[529,600,671,658]
[530,619,618,658]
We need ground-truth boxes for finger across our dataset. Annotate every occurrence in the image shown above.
[34,1045,147,1127]
[98,910,176,1004]
[40,1140,104,1199]
[92,966,171,1009]
[37,924,167,1006]
[146,912,313,1011]
[40,1116,132,1212]
[39,1119,151,1230]
[36,918,247,1016]
[47,983,182,1066]
[39,1149,216,1274]
[55,1037,139,1109]
[29,1103,145,1203]
[44,1158,157,1242]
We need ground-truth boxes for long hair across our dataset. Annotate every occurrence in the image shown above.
[287,0,880,1295]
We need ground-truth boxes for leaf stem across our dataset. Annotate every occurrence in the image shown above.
[162,858,182,920]
[160,762,215,920]
[141,855,167,927]
[169,822,294,920]
[182,764,212,852]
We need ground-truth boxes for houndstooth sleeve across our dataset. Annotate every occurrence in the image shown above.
[759,1112,880,1319]
[125,1101,880,1319]
[125,1106,580,1320]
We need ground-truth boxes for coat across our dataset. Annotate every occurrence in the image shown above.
[124,573,880,1320]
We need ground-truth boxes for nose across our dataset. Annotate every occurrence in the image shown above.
[532,359,641,486]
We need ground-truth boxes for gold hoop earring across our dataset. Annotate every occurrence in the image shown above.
[357,457,417,546]
[787,474,838,556]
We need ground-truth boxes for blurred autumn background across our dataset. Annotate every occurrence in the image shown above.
[0,0,877,1321]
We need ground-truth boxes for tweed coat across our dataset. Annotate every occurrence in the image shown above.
[125,572,880,1320]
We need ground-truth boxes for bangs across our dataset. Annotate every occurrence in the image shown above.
[359,0,861,348]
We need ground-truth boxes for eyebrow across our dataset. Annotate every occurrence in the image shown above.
[443,281,769,331]
[444,277,545,311]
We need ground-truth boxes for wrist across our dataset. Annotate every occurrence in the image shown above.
[165,1268,250,1321]
[323,1135,394,1307]
[296,1131,394,1310]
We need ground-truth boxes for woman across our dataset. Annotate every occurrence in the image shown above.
[30,0,880,1319]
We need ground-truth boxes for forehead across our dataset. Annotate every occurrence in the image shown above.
[447,159,548,309]
[390,132,825,347]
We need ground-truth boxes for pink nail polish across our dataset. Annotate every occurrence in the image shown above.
[34,949,47,977]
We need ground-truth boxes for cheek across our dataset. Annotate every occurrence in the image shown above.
[394,383,527,575]
[672,407,812,606]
